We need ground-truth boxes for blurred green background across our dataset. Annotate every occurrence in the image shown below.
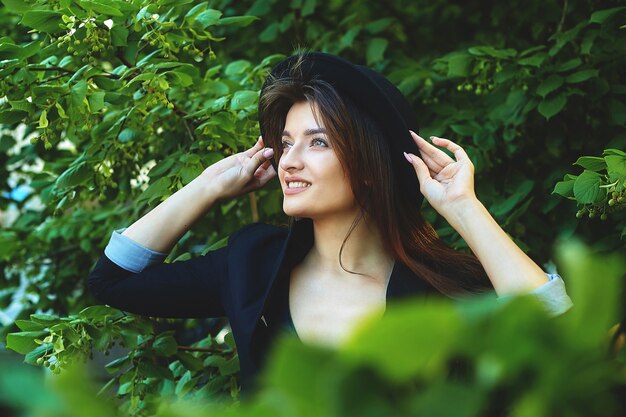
[1,0,625,415]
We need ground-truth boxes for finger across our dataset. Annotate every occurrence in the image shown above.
[419,151,445,174]
[254,159,272,178]
[258,164,277,185]
[430,136,471,163]
[243,136,264,157]
[410,130,454,166]
[404,152,432,187]
[245,147,274,176]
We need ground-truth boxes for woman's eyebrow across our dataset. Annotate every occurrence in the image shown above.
[281,128,327,137]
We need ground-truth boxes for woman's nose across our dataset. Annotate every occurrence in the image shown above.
[278,142,305,171]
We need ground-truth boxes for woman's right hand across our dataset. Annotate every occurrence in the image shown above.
[204,136,277,202]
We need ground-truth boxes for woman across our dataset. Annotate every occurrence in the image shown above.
[88,51,573,394]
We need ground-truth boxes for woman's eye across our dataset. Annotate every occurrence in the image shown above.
[312,138,328,147]
[280,141,291,149]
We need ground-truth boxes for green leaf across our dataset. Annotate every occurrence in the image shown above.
[224,59,251,76]
[15,320,45,331]
[468,46,516,59]
[537,94,566,120]
[111,24,129,46]
[344,299,461,382]
[193,9,222,28]
[259,22,279,42]
[105,355,130,373]
[1,0,31,13]
[490,179,534,217]
[24,343,52,365]
[565,69,599,83]
[536,74,563,98]
[219,15,259,27]
[175,370,195,396]
[6,331,48,354]
[118,128,137,143]
[71,80,88,108]
[574,156,607,171]
[447,53,471,78]
[38,109,48,128]
[80,0,123,16]
[218,356,240,376]
[230,90,258,110]
[365,17,394,34]
[21,10,64,33]
[552,179,575,198]
[179,165,203,184]
[184,1,208,19]
[573,170,605,204]
[0,135,16,152]
[557,58,582,72]
[605,155,626,182]
[138,177,171,204]
[604,148,626,157]
[148,158,175,177]
[517,54,545,67]
[56,162,92,189]
[88,91,105,113]
[79,305,121,320]
[154,332,177,356]
[556,240,625,348]
[0,109,27,124]
[55,102,67,119]
[177,352,204,372]
[301,0,316,16]
[366,38,388,66]
[589,7,626,24]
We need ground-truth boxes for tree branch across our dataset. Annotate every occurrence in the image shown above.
[556,0,568,33]
[177,345,227,353]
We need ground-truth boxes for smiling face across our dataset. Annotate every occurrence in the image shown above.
[278,100,358,220]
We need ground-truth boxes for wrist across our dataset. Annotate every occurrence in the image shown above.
[197,169,223,205]
[441,197,485,233]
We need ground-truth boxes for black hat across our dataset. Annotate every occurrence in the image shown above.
[259,51,423,207]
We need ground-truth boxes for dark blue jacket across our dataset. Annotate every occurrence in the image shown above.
[87,217,441,393]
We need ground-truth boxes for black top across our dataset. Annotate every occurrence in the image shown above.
[87,218,441,394]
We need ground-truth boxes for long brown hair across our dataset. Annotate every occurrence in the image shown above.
[259,53,492,297]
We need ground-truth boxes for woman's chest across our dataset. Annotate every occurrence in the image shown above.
[287,264,390,346]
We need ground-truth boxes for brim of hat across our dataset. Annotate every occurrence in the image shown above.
[259,52,423,206]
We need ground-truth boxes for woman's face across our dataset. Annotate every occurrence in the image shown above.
[278,100,357,220]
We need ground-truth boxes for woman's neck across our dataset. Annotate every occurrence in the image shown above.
[306,212,394,278]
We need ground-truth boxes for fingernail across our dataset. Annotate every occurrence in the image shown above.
[263,148,274,158]
[403,152,412,163]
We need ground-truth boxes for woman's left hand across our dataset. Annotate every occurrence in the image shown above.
[404,130,478,216]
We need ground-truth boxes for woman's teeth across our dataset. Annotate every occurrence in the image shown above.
[288,182,311,188]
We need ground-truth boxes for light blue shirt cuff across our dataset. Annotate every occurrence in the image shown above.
[530,272,574,316]
[104,228,168,273]
[497,272,574,317]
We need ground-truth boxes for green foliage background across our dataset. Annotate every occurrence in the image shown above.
[0,0,625,415]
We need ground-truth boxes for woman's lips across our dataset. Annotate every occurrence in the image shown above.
[284,184,311,195]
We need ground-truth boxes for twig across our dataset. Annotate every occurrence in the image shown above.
[177,345,226,353]
[115,47,134,68]
[556,0,568,33]
[249,192,259,222]
[182,117,195,141]
[28,66,75,74]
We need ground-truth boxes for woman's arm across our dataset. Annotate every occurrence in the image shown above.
[443,198,552,296]
[404,131,573,308]
[120,136,275,253]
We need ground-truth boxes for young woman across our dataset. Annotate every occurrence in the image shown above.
[88,51,573,393]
